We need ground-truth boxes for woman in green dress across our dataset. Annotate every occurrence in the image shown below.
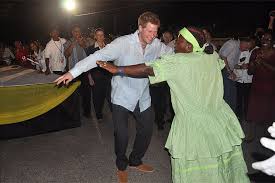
[97,26,249,183]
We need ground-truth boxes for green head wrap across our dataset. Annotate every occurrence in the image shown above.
[178,27,207,52]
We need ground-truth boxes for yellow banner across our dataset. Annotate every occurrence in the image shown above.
[0,81,80,125]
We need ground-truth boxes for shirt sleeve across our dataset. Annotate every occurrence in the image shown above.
[213,52,225,70]
[63,40,71,50]
[219,41,234,58]
[69,37,122,78]
[159,41,174,56]
[61,38,67,44]
[145,55,179,84]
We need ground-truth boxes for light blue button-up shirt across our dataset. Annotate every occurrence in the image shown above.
[70,30,174,112]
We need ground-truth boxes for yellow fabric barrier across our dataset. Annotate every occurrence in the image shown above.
[0,81,80,125]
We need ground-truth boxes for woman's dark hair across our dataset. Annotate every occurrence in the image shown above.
[187,26,214,54]
[94,27,105,34]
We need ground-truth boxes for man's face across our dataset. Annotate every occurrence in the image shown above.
[50,30,59,40]
[72,27,82,39]
[94,30,105,42]
[240,41,251,52]
[138,22,159,44]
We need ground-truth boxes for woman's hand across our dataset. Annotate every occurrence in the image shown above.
[96,61,118,74]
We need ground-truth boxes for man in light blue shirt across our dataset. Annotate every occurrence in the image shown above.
[55,11,173,183]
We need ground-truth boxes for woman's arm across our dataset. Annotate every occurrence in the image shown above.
[96,61,155,78]
[268,14,274,31]
[262,62,275,72]
[248,49,260,75]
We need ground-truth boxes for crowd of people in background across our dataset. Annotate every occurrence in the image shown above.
[0,10,275,183]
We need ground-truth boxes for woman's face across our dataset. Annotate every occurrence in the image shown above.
[261,33,273,48]
[94,30,105,43]
[162,32,173,44]
[175,35,192,53]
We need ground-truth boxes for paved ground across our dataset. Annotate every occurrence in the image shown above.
[1,103,275,183]
[0,104,172,183]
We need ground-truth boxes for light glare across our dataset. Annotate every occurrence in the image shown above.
[64,0,76,11]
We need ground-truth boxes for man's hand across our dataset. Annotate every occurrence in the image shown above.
[228,72,237,81]
[97,61,118,74]
[76,35,87,48]
[54,72,74,86]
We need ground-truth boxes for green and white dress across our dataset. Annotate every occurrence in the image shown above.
[146,52,249,183]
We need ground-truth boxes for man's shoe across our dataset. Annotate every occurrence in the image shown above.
[117,170,128,183]
[129,164,154,173]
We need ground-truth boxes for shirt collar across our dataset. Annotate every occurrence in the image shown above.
[134,30,140,44]
[237,39,241,49]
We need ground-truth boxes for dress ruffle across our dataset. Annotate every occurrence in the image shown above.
[165,101,245,160]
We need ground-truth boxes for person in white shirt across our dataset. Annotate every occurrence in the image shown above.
[55,11,173,183]
[219,38,253,113]
[44,27,66,75]
[234,37,257,122]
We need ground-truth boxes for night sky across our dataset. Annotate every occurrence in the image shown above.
[0,1,274,44]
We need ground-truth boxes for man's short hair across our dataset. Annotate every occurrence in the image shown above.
[138,11,160,28]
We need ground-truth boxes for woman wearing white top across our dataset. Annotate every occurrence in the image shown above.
[30,41,46,72]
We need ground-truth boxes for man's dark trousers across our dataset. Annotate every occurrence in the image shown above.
[112,103,153,171]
